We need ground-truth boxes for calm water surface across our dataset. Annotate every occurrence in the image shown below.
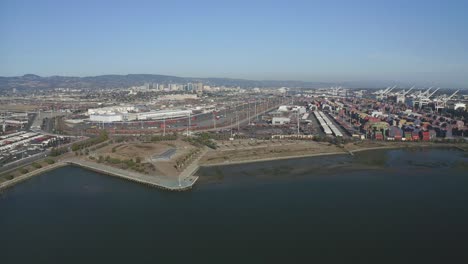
[1,148,467,263]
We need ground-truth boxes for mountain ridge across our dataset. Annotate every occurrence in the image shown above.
[1,74,462,91]
[0,74,334,90]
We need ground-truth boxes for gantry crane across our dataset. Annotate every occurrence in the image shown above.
[396,86,415,103]
[435,90,459,112]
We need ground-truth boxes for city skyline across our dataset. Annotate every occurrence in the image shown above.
[1,0,467,87]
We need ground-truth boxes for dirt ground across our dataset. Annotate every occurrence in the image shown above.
[200,140,346,165]
[200,140,467,166]
[94,142,171,161]
[91,140,197,177]
[0,103,40,111]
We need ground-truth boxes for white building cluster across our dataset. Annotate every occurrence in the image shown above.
[88,105,192,123]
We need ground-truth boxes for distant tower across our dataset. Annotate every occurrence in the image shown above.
[196,82,203,96]
[187,83,194,92]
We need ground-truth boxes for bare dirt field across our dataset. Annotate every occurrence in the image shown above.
[91,140,197,176]
[0,103,39,111]
[200,140,467,166]
[200,140,346,165]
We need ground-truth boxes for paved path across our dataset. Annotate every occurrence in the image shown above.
[1,157,199,191]
[179,147,209,180]
[65,158,198,191]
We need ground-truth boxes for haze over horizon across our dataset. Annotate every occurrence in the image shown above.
[1,0,467,87]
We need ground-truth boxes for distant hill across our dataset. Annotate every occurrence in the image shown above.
[2,74,448,91]
[0,74,338,91]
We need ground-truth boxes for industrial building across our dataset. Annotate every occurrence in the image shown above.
[89,108,192,123]
[90,114,123,123]
[272,117,290,125]
[87,105,136,115]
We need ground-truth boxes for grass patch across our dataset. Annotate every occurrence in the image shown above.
[32,162,42,169]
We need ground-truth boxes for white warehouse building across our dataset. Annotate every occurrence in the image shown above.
[90,114,123,122]
[87,105,136,115]
[272,117,290,125]
[136,110,192,120]
[89,109,192,123]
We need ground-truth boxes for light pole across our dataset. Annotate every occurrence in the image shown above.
[255,101,257,121]
[247,102,250,125]
[186,112,191,136]
[213,112,216,129]
[297,112,300,136]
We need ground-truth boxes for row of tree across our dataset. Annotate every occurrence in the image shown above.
[185,133,217,149]
[175,148,201,171]
[96,155,149,173]
[71,130,109,151]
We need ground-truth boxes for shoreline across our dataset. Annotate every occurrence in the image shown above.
[1,143,465,191]
[0,159,199,192]
[348,143,465,154]
[0,162,68,191]
[201,151,348,167]
[65,160,198,191]
[200,143,465,167]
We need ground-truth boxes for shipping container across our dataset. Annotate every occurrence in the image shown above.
[388,126,403,138]
[422,131,430,141]
[375,131,384,140]
[405,132,412,141]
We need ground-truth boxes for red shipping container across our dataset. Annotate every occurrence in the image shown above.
[422,131,430,141]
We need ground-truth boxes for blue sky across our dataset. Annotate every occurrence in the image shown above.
[1,0,467,87]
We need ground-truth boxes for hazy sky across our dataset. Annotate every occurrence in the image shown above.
[1,0,467,87]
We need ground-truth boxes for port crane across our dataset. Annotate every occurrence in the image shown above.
[427,88,440,98]
[419,87,438,98]
[329,86,342,96]
[434,90,459,112]
[411,87,433,98]
[373,86,394,95]
[414,87,440,108]
[396,86,415,103]
[375,86,396,100]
